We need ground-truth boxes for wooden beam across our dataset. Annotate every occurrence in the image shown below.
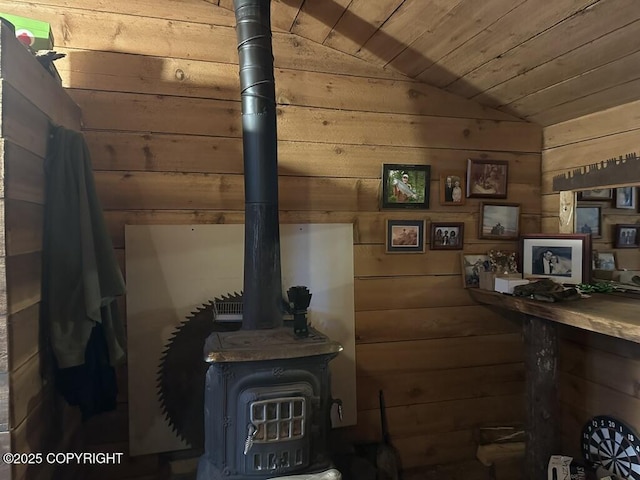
[523,315,559,480]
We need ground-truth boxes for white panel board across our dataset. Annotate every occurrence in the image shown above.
[125,224,355,456]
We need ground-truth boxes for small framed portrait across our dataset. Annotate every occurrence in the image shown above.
[615,187,637,209]
[386,219,425,253]
[430,222,464,250]
[381,164,431,209]
[595,251,617,271]
[439,173,465,205]
[575,205,602,238]
[460,254,490,288]
[578,189,612,200]
[614,224,639,248]
[466,159,508,198]
[520,233,591,285]
[479,203,520,240]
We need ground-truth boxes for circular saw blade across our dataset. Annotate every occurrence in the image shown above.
[157,295,241,448]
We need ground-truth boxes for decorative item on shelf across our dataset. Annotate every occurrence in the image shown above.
[486,250,523,294]
[381,164,430,209]
[286,286,312,338]
[0,13,54,51]
[488,250,518,275]
[460,254,490,288]
[519,233,592,285]
[429,222,464,250]
[479,202,521,240]
[552,151,640,192]
[547,455,591,480]
[439,172,465,205]
[581,415,640,479]
[466,158,508,199]
[385,219,425,254]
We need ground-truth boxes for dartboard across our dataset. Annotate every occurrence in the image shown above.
[582,415,640,479]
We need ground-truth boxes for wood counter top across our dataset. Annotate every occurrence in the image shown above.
[469,289,640,344]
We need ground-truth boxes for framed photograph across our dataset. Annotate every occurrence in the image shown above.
[430,222,464,250]
[460,254,490,288]
[466,159,508,198]
[615,187,636,209]
[440,173,465,205]
[578,189,612,200]
[614,224,639,248]
[382,164,430,209]
[520,233,591,285]
[386,219,425,253]
[479,203,520,240]
[595,251,617,271]
[575,205,602,238]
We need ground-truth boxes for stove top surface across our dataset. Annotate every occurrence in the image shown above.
[204,327,342,363]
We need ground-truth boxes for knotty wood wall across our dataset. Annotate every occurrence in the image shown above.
[0,0,543,474]
[0,22,83,480]
[541,100,640,458]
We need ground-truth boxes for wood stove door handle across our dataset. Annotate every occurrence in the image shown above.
[243,424,257,455]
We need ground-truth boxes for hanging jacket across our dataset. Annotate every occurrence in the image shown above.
[42,126,126,418]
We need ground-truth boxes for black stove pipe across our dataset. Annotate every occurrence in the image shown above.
[233,0,283,330]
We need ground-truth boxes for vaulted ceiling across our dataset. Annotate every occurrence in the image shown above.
[218,0,640,126]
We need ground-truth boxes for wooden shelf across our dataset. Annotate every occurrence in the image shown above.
[469,289,640,344]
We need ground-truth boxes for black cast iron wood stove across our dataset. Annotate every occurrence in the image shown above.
[196,1,342,479]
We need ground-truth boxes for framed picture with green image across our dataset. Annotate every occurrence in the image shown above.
[381,164,431,209]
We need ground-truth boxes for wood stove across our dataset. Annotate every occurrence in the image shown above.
[196,330,341,480]
[196,1,343,479]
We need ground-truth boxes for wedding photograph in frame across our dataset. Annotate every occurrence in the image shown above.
[479,203,520,240]
[614,224,639,248]
[439,172,465,205]
[466,158,508,198]
[520,233,591,285]
[430,222,464,250]
[381,164,431,209]
[385,219,425,253]
[575,205,602,238]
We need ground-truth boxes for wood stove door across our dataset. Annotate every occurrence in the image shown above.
[238,384,314,476]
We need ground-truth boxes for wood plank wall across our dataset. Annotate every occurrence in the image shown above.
[0,0,543,475]
[0,22,83,480]
[541,100,640,459]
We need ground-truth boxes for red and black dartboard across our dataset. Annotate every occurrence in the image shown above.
[582,415,640,479]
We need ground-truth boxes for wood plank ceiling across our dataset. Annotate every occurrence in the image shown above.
[217,0,640,126]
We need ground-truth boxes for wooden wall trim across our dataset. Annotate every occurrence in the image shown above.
[0,25,81,130]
